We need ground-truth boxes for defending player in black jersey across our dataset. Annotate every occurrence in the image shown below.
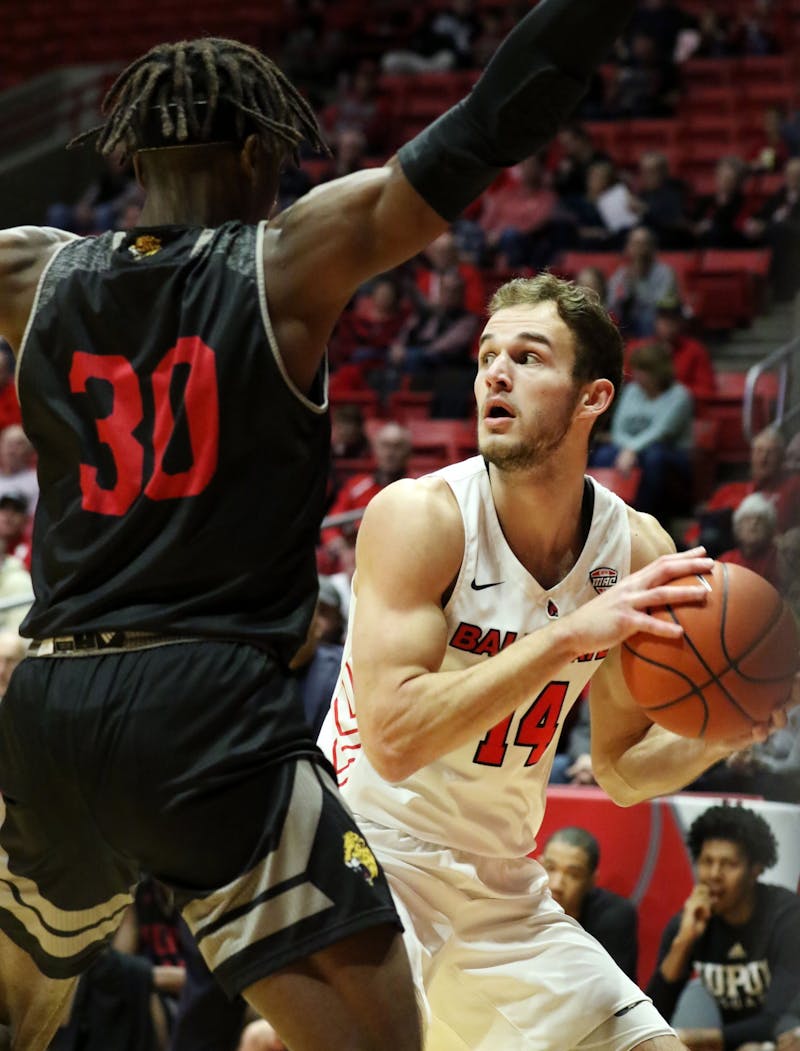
[0,5,638,1048]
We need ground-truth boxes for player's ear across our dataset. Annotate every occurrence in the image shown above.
[240,134,261,183]
[579,378,614,419]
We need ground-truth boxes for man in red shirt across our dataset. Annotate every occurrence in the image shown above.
[320,422,412,573]
[626,296,716,400]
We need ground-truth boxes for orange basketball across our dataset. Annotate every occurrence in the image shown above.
[621,561,799,741]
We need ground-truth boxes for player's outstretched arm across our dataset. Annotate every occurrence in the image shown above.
[0,226,78,353]
[264,0,636,385]
[587,511,785,806]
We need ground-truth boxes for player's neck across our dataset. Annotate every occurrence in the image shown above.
[138,185,244,227]
[489,463,588,589]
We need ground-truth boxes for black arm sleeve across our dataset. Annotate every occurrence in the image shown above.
[398,0,636,220]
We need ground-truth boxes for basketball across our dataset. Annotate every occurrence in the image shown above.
[621,561,799,741]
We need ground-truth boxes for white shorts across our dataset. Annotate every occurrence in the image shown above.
[361,821,676,1051]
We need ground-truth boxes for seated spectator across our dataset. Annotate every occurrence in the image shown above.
[0,490,31,571]
[320,422,412,573]
[718,492,781,588]
[330,275,410,369]
[0,424,38,512]
[688,7,735,58]
[646,804,800,1051]
[727,3,779,56]
[476,154,562,270]
[0,340,21,432]
[687,704,800,803]
[46,151,136,234]
[289,577,346,739]
[630,151,693,249]
[381,0,480,73]
[316,127,370,185]
[574,265,608,302]
[565,159,638,251]
[169,919,247,1051]
[320,60,390,154]
[749,106,792,176]
[331,403,370,461]
[689,427,800,556]
[692,156,755,249]
[627,295,716,400]
[392,270,480,376]
[115,878,187,1046]
[607,226,679,337]
[415,230,486,315]
[540,827,639,980]
[551,123,611,205]
[745,157,800,302]
[549,692,596,787]
[606,30,680,118]
[51,947,163,1051]
[52,876,185,1051]
[590,340,693,522]
[628,0,693,63]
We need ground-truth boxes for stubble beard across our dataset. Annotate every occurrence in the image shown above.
[479,395,579,473]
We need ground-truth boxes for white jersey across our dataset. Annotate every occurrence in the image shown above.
[318,456,631,859]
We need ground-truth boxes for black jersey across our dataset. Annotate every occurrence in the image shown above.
[18,222,329,662]
[648,882,800,1047]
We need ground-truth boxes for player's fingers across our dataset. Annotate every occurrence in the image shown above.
[641,554,714,585]
[638,583,710,608]
[632,612,684,638]
[769,707,788,731]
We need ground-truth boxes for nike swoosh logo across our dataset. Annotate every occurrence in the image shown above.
[470,578,503,591]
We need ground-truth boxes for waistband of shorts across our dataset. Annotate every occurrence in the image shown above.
[28,631,199,657]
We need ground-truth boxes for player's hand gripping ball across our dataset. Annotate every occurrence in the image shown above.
[621,561,799,740]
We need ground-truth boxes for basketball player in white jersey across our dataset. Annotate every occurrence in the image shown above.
[318,273,795,1051]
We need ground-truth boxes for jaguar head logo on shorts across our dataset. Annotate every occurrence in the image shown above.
[129,234,162,259]
[343,831,379,886]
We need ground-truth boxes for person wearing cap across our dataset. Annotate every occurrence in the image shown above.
[626,296,717,401]
[0,491,31,571]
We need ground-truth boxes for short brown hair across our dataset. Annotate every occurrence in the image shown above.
[628,341,675,392]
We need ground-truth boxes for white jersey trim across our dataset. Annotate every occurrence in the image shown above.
[255,220,328,415]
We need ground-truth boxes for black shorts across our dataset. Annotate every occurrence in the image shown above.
[0,640,399,997]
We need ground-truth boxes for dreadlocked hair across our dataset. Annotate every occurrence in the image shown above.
[69,38,329,164]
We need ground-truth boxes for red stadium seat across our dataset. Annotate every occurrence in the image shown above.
[387,390,434,422]
[586,467,641,506]
[699,249,772,319]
